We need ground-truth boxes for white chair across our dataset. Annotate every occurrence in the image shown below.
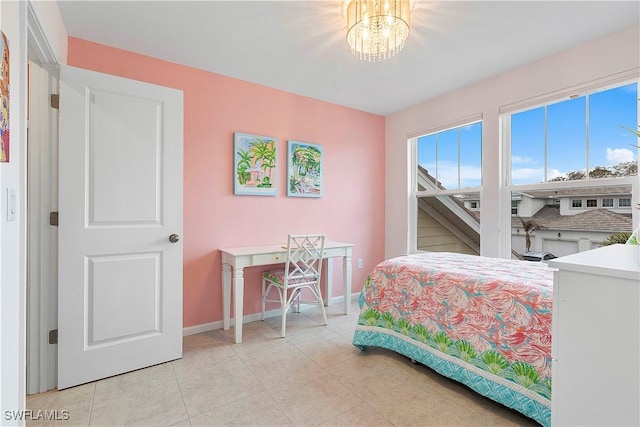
[261,234,327,337]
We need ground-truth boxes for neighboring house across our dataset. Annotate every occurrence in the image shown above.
[511,187,633,257]
[417,166,633,257]
[416,166,480,254]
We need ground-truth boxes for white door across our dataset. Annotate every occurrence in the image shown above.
[57,65,183,389]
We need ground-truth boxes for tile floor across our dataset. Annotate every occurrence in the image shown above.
[27,300,540,426]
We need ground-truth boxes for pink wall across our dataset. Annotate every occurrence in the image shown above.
[67,37,385,328]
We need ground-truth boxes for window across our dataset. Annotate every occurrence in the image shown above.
[507,81,637,259]
[417,121,482,190]
[511,83,637,185]
[414,120,483,254]
[511,200,518,215]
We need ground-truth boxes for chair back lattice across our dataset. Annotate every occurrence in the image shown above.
[284,234,326,286]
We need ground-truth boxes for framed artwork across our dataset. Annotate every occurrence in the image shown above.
[233,132,278,196]
[0,31,9,163]
[287,140,323,198]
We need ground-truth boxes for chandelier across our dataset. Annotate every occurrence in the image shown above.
[346,0,411,62]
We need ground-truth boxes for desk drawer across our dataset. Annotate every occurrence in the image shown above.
[252,253,284,265]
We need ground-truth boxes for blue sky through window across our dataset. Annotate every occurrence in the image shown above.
[417,83,638,189]
[511,82,638,185]
[417,122,482,189]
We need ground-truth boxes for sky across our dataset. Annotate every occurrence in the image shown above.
[417,122,482,189]
[418,82,638,189]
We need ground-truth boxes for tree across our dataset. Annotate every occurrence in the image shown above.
[589,166,613,179]
[612,161,637,176]
[601,232,632,246]
[249,138,276,185]
[235,148,252,185]
[518,217,541,253]
[550,160,637,181]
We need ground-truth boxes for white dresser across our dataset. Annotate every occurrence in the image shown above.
[548,244,640,426]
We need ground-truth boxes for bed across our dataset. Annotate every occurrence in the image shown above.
[352,252,553,427]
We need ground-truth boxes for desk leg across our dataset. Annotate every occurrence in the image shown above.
[222,264,231,330]
[343,251,352,314]
[233,268,245,344]
[324,259,333,307]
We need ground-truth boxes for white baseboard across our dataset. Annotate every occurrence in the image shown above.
[182,293,360,337]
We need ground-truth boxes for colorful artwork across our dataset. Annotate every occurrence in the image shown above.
[0,31,9,163]
[233,132,277,196]
[287,140,323,197]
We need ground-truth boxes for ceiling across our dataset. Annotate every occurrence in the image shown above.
[56,1,640,116]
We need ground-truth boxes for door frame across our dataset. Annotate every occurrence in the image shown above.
[26,2,60,394]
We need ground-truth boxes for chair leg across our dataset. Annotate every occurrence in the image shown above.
[295,289,301,313]
[319,301,328,326]
[292,288,301,313]
[279,286,287,338]
[308,283,328,326]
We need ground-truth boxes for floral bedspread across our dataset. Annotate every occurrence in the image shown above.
[353,252,554,423]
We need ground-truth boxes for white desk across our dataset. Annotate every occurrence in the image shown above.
[221,241,354,343]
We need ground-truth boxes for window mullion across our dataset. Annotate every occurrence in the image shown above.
[435,133,439,189]
[543,105,548,183]
[585,94,590,180]
[457,128,461,189]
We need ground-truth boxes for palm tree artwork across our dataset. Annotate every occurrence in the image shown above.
[287,141,323,197]
[233,133,277,196]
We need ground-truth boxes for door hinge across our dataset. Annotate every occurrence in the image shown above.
[50,94,59,109]
[49,211,59,226]
[48,329,58,344]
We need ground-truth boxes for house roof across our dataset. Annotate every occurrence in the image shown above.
[544,209,632,232]
[417,166,480,245]
[421,166,632,234]
[513,206,632,233]
[517,185,632,199]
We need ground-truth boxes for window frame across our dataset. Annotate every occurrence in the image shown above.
[501,78,638,258]
[408,77,638,259]
[619,197,632,208]
[511,200,518,215]
[409,115,483,254]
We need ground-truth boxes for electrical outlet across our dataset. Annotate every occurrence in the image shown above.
[357,258,363,269]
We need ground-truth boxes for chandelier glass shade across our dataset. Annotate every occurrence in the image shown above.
[346,0,411,62]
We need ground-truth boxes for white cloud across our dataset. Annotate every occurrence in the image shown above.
[511,167,563,184]
[511,168,543,183]
[606,147,635,165]
[427,161,481,189]
[512,155,536,165]
[547,168,564,181]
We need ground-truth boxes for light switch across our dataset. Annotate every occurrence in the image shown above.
[6,187,15,222]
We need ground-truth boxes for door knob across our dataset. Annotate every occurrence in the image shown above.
[169,234,180,243]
